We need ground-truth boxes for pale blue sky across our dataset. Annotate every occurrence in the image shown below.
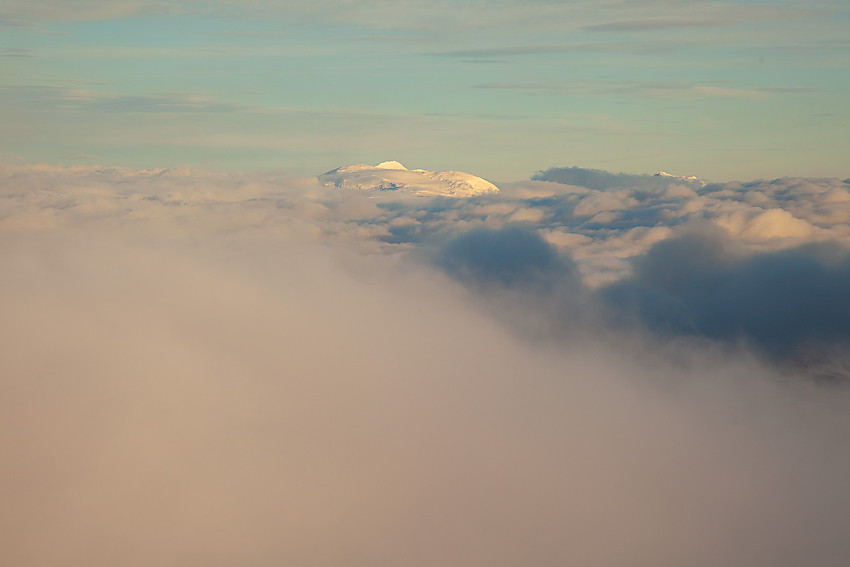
[1,0,848,181]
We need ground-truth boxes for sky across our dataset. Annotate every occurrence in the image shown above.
[2,0,849,181]
[3,2,850,566]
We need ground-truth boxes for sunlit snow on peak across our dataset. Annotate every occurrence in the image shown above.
[319,161,499,197]
[375,160,407,170]
[654,171,704,185]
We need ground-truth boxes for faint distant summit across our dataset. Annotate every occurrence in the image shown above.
[534,166,704,190]
[320,161,499,197]
[654,171,704,185]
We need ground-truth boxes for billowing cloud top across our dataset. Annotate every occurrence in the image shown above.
[319,160,500,197]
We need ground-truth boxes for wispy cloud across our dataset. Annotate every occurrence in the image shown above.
[1,48,35,57]
[1,84,244,113]
[474,82,570,93]
[427,40,660,59]
[430,44,591,58]
[584,17,734,32]
[655,84,770,100]
[473,79,773,100]
[584,4,809,33]
[0,1,181,24]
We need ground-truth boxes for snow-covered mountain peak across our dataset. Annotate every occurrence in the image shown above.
[375,160,407,170]
[320,161,499,197]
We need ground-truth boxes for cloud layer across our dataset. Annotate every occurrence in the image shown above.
[2,162,850,566]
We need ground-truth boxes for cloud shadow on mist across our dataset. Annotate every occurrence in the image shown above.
[435,226,850,369]
[437,226,579,291]
[602,234,850,361]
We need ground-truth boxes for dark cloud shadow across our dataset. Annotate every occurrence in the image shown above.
[437,225,577,291]
[602,233,850,362]
[432,224,850,377]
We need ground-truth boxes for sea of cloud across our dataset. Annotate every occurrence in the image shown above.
[2,162,849,566]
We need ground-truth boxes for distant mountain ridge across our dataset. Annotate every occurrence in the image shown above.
[533,166,705,190]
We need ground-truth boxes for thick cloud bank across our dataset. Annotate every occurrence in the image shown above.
[2,163,850,566]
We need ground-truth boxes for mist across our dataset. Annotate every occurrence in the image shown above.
[2,164,850,566]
